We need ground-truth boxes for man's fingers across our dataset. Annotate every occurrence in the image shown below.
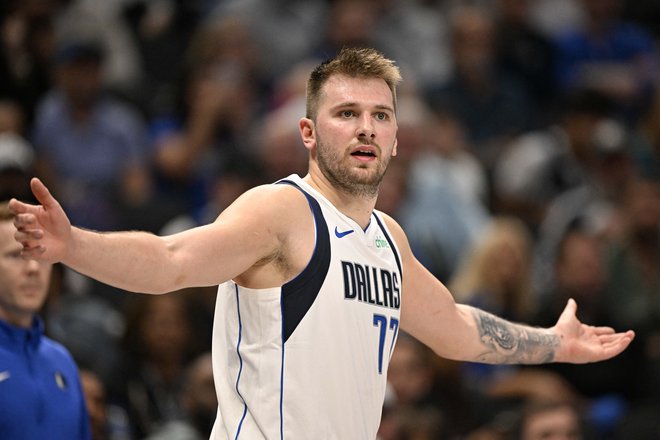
[19,245,46,259]
[593,326,616,335]
[558,298,578,323]
[604,337,633,356]
[30,177,58,210]
[13,213,36,229]
[8,198,32,215]
[566,298,577,314]
[15,228,44,242]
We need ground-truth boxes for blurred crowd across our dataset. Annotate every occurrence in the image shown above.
[1,0,658,439]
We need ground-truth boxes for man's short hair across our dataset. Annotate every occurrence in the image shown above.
[305,47,402,120]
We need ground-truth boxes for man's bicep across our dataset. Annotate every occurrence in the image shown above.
[382,214,481,360]
[399,259,473,355]
[165,186,286,288]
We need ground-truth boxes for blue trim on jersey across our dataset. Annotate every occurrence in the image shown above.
[233,284,248,439]
[276,179,331,439]
[279,298,285,440]
[373,214,403,281]
[276,180,331,343]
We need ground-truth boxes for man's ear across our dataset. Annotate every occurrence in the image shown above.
[392,138,398,157]
[300,118,315,151]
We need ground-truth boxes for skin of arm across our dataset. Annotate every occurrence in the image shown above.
[382,214,635,365]
[9,178,310,294]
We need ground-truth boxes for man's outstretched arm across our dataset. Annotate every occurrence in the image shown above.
[382,214,634,365]
[9,178,285,294]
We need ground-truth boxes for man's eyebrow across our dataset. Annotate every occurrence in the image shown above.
[331,102,395,112]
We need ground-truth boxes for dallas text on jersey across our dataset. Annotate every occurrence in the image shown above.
[341,261,400,310]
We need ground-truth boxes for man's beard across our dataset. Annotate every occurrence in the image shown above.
[316,135,391,198]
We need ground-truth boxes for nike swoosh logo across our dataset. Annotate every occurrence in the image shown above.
[0,371,10,383]
[334,227,354,238]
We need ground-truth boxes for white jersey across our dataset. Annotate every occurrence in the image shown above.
[210,175,403,440]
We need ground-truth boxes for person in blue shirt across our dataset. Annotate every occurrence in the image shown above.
[0,201,91,439]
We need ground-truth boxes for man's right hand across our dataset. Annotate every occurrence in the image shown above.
[9,177,72,264]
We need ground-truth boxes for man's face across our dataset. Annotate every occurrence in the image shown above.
[0,220,52,327]
[306,74,398,197]
[522,406,582,440]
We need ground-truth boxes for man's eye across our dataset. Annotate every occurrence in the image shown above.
[375,112,388,120]
[341,110,354,118]
[6,251,22,260]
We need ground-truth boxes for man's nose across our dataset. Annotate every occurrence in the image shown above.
[24,259,42,273]
[356,114,375,140]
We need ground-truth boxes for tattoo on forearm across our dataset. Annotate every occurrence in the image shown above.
[471,308,560,364]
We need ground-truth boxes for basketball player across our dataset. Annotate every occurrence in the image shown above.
[9,48,634,439]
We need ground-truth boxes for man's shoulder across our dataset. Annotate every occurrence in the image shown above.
[38,335,79,366]
[220,179,316,236]
[239,180,312,212]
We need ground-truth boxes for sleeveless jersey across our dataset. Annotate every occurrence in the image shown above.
[210,174,403,440]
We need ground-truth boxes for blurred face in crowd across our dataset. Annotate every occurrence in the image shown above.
[57,56,103,109]
[450,8,496,76]
[556,233,605,296]
[80,370,108,440]
[521,405,582,440]
[140,294,191,363]
[0,218,52,328]
[387,336,434,405]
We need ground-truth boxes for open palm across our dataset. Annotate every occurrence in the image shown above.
[552,299,635,364]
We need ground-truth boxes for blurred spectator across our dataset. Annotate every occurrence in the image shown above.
[0,98,25,134]
[493,89,616,233]
[514,399,585,440]
[450,216,536,323]
[528,0,585,39]
[150,14,266,221]
[531,116,638,300]
[602,178,660,402]
[121,0,205,116]
[0,131,35,203]
[55,2,143,101]
[535,230,609,327]
[44,262,125,390]
[371,0,451,90]
[495,0,558,119]
[400,108,490,281]
[378,406,446,440]
[0,0,58,125]
[313,0,379,59]
[144,352,217,440]
[0,101,34,202]
[533,229,633,415]
[424,3,533,168]
[374,156,409,220]
[80,368,109,440]
[553,0,659,123]
[383,332,474,438]
[627,85,660,181]
[387,332,439,409]
[112,292,204,439]
[313,0,451,90]
[253,77,308,184]
[31,28,156,231]
[209,0,325,84]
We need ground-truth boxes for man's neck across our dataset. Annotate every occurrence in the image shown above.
[303,173,377,230]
